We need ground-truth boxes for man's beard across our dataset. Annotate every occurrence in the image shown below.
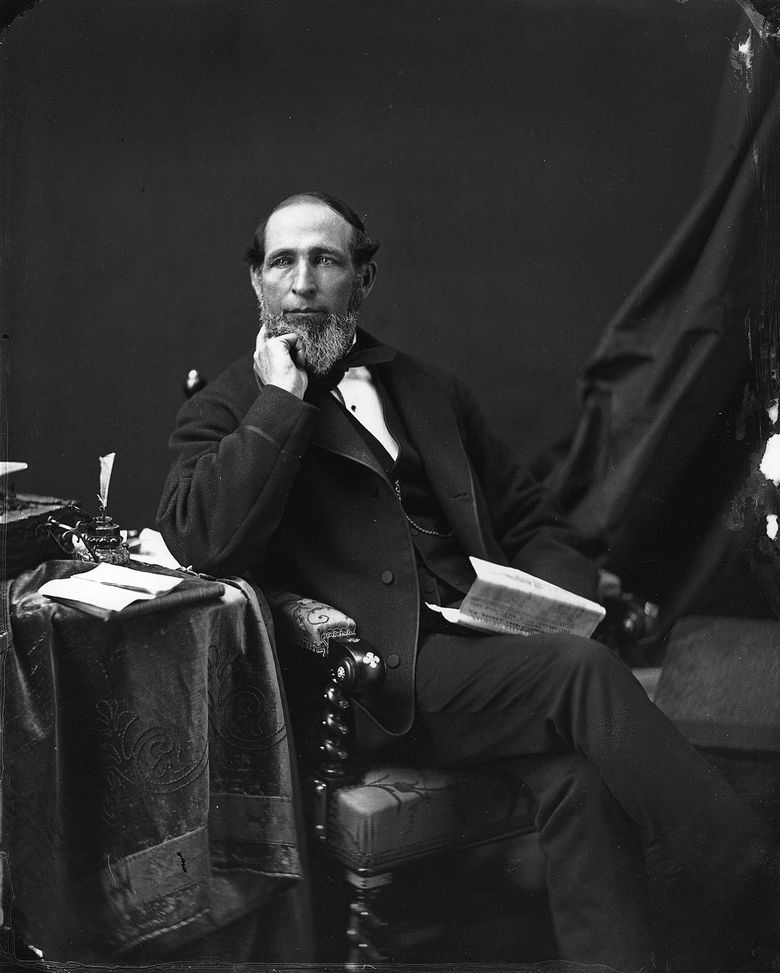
[259,286,362,377]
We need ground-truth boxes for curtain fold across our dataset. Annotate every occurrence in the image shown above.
[546,11,780,623]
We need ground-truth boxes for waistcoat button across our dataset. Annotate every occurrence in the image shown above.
[386,654,400,668]
[381,570,394,584]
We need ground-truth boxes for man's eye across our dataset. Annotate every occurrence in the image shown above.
[268,256,292,268]
[316,255,336,265]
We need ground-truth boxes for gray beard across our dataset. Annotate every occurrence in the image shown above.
[259,300,360,377]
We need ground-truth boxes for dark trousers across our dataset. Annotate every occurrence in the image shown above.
[414,631,771,971]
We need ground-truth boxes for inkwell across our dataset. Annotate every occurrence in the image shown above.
[45,452,130,565]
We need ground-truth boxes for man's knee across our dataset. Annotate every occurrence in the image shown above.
[543,635,625,684]
[522,751,617,830]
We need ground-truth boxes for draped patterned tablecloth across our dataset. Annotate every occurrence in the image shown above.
[0,559,312,963]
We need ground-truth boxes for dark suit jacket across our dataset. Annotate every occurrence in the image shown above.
[157,330,599,748]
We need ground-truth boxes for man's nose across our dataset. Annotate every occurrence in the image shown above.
[291,259,316,296]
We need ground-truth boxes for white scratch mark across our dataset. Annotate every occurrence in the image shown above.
[760,434,780,481]
[730,29,754,92]
[767,514,779,540]
[738,32,754,71]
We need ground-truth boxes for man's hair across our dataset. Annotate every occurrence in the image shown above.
[245,191,380,271]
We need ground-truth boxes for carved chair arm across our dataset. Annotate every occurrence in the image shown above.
[309,634,388,842]
[267,592,388,840]
[324,635,387,694]
[267,589,386,691]
[269,591,358,654]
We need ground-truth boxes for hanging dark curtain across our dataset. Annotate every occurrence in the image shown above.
[546,6,780,629]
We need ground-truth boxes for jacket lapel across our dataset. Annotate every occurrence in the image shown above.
[307,331,489,560]
[310,391,390,482]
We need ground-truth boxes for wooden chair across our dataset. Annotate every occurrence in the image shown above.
[272,604,538,965]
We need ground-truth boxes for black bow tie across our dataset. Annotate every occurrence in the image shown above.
[308,342,397,397]
[339,343,397,371]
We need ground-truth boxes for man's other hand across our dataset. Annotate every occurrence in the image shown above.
[253,325,309,399]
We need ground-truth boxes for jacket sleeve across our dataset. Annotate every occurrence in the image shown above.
[156,361,319,576]
[451,375,601,602]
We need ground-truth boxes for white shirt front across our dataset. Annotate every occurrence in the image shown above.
[331,365,399,462]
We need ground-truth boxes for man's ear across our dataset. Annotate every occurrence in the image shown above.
[249,267,263,301]
[358,261,377,299]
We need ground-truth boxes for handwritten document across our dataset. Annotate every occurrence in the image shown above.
[426,556,605,638]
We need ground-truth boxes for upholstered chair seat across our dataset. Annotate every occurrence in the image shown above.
[326,764,534,874]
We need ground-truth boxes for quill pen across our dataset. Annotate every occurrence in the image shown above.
[98,452,116,516]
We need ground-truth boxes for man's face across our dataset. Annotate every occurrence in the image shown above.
[253,200,370,375]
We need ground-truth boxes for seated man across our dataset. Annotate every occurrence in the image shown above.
[157,191,775,971]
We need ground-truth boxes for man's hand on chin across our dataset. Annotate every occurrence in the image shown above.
[253,324,309,399]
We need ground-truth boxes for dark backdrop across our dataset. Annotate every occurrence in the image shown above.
[1,0,740,531]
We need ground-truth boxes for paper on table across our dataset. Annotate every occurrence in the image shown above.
[80,562,182,594]
[39,576,157,613]
[39,563,184,618]
[426,556,605,638]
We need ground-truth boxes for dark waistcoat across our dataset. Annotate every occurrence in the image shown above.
[338,376,476,611]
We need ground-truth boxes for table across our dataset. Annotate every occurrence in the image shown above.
[1,559,312,963]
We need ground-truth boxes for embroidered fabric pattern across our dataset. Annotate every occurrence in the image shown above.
[295,625,356,656]
[276,595,357,655]
[208,642,286,753]
[95,698,209,825]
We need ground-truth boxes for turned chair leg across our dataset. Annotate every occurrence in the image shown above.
[345,870,392,967]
